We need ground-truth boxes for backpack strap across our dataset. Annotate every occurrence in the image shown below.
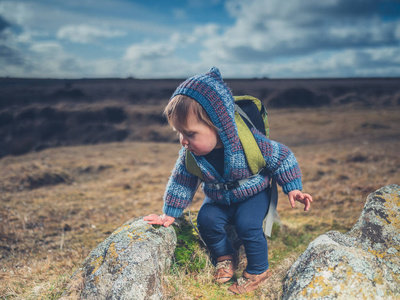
[234,95,263,111]
[185,151,204,181]
[185,107,266,179]
[235,107,266,175]
[234,95,269,138]
[263,177,278,237]
[235,104,257,129]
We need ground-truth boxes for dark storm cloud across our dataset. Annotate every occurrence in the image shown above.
[0,45,25,66]
[219,0,400,62]
[0,14,26,67]
[0,15,10,32]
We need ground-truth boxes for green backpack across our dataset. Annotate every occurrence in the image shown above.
[185,95,270,181]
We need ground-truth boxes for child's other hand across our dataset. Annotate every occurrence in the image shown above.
[143,214,175,227]
[287,190,313,211]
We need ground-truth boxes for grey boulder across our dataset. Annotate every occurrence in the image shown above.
[80,217,176,300]
[283,184,400,299]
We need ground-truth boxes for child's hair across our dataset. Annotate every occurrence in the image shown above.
[164,95,217,132]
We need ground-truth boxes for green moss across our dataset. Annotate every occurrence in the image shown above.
[172,213,208,273]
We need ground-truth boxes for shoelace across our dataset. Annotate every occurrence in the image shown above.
[237,275,250,286]
[216,260,232,270]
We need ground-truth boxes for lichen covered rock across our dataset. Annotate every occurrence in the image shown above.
[80,217,176,300]
[283,184,400,299]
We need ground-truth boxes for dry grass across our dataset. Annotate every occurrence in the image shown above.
[1,105,399,299]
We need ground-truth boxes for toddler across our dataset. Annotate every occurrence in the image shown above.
[144,67,312,294]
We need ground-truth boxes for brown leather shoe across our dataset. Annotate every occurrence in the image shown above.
[214,255,234,283]
[228,269,272,294]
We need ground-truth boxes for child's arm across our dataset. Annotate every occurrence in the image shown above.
[143,214,175,227]
[253,132,303,194]
[288,190,313,211]
[144,148,199,227]
[162,148,200,217]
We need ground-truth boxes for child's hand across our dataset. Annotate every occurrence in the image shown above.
[143,214,175,227]
[287,190,313,211]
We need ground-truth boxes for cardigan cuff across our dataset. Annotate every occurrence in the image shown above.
[282,178,303,194]
[163,203,184,218]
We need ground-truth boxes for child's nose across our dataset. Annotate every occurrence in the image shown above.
[180,136,189,147]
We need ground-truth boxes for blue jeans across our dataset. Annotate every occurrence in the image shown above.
[197,189,270,274]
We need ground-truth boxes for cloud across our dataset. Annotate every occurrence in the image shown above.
[0,1,31,27]
[123,24,215,61]
[0,0,399,78]
[121,23,222,78]
[0,14,10,32]
[26,41,129,78]
[25,42,83,76]
[172,9,187,20]
[183,0,400,78]
[170,24,219,44]
[0,14,27,67]
[57,24,126,44]
[188,0,223,8]
[124,42,175,61]
[0,45,25,66]
[203,0,400,62]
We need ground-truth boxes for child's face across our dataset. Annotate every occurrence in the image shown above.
[175,110,222,156]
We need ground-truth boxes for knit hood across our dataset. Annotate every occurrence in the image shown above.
[171,67,238,151]
[171,67,249,181]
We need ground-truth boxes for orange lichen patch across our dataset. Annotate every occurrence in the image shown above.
[299,263,385,299]
[92,275,100,285]
[126,230,145,242]
[300,267,337,298]
[112,224,131,235]
[88,242,122,276]
[90,256,104,275]
[368,248,386,260]
[368,243,400,262]
[106,242,119,261]
[365,188,400,275]
[384,191,400,230]
[111,224,152,243]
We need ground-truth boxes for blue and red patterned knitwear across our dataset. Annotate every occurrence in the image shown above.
[163,67,302,218]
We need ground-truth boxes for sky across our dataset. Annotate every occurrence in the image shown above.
[0,0,400,79]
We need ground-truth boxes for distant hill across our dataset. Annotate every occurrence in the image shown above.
[0,77,399,158]
[1,77,400,108]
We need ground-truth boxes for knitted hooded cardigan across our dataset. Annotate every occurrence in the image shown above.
[163,67,302,218]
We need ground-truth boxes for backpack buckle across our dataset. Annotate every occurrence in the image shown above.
[257,166,269,176]
[222,181,239,190]
[207,181,241,190]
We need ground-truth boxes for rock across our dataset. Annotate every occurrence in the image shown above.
[79,217,176,300]
[283,184,400,299]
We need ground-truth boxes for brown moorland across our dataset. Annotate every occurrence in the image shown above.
[0,77,399,299]
[1,77,399,158]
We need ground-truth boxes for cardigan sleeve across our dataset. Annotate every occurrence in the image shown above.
[162,147,200,218]
[253,129,303,194]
